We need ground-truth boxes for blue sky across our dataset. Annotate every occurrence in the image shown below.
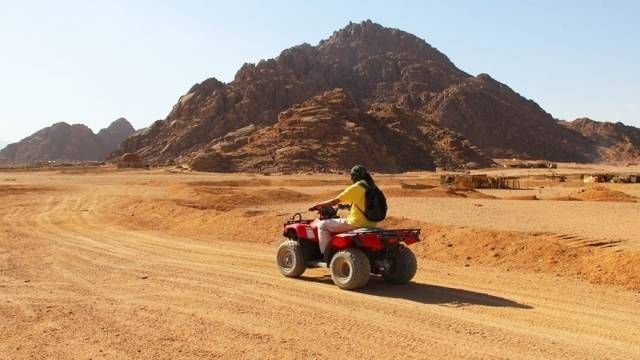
[1,0,638,143]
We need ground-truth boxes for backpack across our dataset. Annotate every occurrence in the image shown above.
[357,181,387,222]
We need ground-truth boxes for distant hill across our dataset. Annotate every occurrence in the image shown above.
[96,118,136,154]
[562,118,640,162]
[0,118,135,164]
[0,140,8,151]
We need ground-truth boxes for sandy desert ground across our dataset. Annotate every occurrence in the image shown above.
[1,165,640,359]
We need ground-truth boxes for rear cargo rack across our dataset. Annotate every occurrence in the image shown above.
[351,228,421,236]
[349,228,422,243]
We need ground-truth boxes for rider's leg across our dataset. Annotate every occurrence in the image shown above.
[317,218,355,254]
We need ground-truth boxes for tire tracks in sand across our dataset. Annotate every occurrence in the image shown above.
[1,187,640,359]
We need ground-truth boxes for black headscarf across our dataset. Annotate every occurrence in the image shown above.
[350,165,375,186]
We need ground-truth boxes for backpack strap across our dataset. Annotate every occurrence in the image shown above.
[356,180,369,190]
[353,180,369,216]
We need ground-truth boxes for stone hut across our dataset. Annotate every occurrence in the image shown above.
[117,153,144,168]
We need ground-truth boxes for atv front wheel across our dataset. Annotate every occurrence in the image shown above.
[382,245,417,284]
[329,248,371,290]
[276,240,306,278]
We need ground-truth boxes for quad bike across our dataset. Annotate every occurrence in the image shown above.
[276,205,421,290]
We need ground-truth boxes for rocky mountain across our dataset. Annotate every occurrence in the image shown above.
[0,141,8,151]
[114,20,632,171]
[563,118,640,162]
[0,118,135,164]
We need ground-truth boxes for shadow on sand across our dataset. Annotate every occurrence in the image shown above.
[299,275,532,309]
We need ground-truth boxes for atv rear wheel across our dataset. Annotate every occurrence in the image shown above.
[383,245,417,284]
[277,240,306,278]
[329,248,371,290]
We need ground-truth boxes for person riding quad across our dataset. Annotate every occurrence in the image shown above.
[309,165,378,261]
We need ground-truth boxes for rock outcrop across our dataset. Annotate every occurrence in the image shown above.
[114,20,639,171]
[563,118,640,162]
[189,89,492,172]
[0,118,135,163]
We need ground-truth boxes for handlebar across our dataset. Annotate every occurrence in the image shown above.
[309,204,351,212]
[306,204,351,220]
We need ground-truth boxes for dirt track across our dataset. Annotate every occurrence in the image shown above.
[1,169,640,359]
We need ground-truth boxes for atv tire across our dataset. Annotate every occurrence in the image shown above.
[277,240,306,278]
[383,245,417,284]
[329,248,371,290]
